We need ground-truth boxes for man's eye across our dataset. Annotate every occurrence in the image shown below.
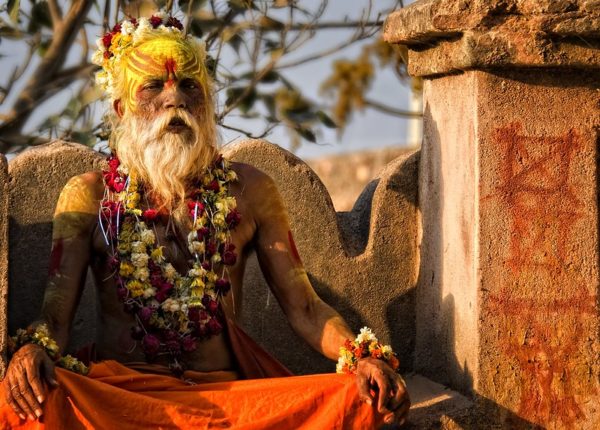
[183,81,198,89]
[144,82,162,90]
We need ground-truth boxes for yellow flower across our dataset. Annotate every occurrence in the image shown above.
[151,246,165,263]
[119,261,135,276]
[131,241,146,253]
[127,280,144,297]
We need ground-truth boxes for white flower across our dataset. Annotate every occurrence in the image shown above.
[143,287,156,299]
[162,298,180,312]
[132,241,146,253]
[121,20,135,36]
[188,265,207,278]
[92,49,105,66]
[134,267,149,281]
[189,241,205,254]
[141,229,155,245]
[356,327,377,344]
[131,252,149,268]
[95,38,105,51]
[381,344,393,358]
[154,10,168,21]
[163,263,177,280]
[213,213,225,227]
[211,253,221,264]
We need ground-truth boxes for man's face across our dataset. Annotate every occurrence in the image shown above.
[133,71,205,138]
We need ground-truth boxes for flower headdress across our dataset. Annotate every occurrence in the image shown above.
[92,12,209,111]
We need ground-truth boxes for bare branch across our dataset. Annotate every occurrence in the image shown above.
[48,0,63,29]
[0,0,94,151]
[364,99,422,118]
[103,0,111,31]
[220,122,276,139]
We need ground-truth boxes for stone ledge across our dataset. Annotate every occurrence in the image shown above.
[384,0,600,76]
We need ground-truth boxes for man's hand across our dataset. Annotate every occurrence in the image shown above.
[3,344,58,421]
[356,357,410,427]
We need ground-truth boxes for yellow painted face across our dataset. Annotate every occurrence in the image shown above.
[119,35,210,113]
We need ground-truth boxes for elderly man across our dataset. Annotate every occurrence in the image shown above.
[1,14,409,429]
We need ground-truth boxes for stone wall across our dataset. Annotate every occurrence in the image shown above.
[0,140,420,375]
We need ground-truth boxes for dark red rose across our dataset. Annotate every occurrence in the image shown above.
[130,325,144,340]
[207,318,222,335]
[138,307,153,324]
[188,307,201,322]
[164,330,179,341]
[150,16,162,28]
[117,286,128,300]
[142,334,160,357]
[155,282,173,302]
[103,51,111,59]
[208,299,219,315]
[165,340,180,354]
[130,18,137,26]
[206,180,220,192]
[102,32,113,48]
[215,278,231,294]
[182,336,197,352]
[196,227,209,240]
[222,244,237,266]
[201,261,210,270]
[201,295,210,308]
[112,23,121,33]
[206,241,217,256]
[143,209,159,222]
[226,209,242,228]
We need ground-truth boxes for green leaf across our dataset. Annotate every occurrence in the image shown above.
[316,111,337,128]
[205,54,217,79]
[294,126,316,143]
[260,94,276,117]
[225,87,245,108]
[227,0,255,11]
[7,0,20,24]
[179,0,208,13]
[36,38,51,57]
[189,17,204,38]
[71,130,96,147]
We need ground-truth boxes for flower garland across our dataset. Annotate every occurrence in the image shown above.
[100,154,241,374]
[336,327,400,375]
[9,324,89,375]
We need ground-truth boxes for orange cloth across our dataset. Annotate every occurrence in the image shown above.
[0,360,382,429]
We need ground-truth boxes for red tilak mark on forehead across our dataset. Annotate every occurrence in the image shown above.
[48,238,64,277]
[288,230,302,264]
[165,58,177,76]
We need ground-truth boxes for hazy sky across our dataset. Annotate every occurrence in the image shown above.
[0,0,418,159]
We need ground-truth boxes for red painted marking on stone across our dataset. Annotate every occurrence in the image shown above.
[484,124,595,427]
[48,238,64,277]
[288,230,302,264]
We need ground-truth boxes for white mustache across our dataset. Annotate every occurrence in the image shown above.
[153,109,197,137]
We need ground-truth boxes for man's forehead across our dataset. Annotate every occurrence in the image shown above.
[126,37,203,79]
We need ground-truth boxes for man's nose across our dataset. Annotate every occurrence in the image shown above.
[163,87,187,109]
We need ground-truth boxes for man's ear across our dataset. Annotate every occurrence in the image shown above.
[113,99,124,118]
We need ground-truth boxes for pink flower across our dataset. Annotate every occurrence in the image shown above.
[208,299,219,315]
[107,156,120,171]
[226,209,242,228]
[207,318,222,335]
[222,243,237,266]
[196,227,209,240]
[138,307,153,324]
[142,334,160,358]
[206,180,220,192]
[102,33,113,48]
[182,336,197,352]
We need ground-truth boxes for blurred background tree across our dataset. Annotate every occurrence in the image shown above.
[0,0,421,154]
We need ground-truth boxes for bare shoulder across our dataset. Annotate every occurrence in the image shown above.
[55,171,104,217]
[230,162,280,201]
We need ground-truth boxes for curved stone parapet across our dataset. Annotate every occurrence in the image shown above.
[1,139,419,375]
[225,140,419,373]
[6,141,104,361]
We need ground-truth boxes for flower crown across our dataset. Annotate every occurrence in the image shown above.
[92,13,203,101]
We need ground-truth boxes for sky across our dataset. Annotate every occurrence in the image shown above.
[0,0,419,160]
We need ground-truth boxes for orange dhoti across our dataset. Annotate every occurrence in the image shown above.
[0,360,381,429]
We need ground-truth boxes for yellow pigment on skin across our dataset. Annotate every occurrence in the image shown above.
[120,36,210,113]
[53,175,99,240]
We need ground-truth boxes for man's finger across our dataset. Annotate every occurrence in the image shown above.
[24,360,46,413]
[42,358,59,388]
[394,398,411,424]
[387,375,409,411]
[356,373,374,405]
[13,374,36,420]
[15,367,42,420]
[5,376,27,420]
[371,370,391,413]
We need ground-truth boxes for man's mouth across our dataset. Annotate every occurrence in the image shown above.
[166,117,190,132]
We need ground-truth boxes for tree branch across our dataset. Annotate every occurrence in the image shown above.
[220,122,276,139]
[48,0,63,30]
[364,99,423,118]
[0,0,94,152]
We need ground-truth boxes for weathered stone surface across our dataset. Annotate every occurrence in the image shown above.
[1,139,420,375]
[0,155,8,378]
[225,140,420,374]
[384,0,600,76]
[6,141,104,370]
[419,69,600,428]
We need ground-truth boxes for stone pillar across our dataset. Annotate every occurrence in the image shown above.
[0,155,8,378]
[385,1,600,428]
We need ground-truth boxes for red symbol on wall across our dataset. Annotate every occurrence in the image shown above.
[486,123,597,427]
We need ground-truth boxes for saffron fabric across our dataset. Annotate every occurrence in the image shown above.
[0,360,382,429]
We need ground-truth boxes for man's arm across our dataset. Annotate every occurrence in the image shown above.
[249,170,410,426]
[3,173,100,421]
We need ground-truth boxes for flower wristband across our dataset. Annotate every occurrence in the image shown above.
[336,327,400,374]
[9,324,89,375]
